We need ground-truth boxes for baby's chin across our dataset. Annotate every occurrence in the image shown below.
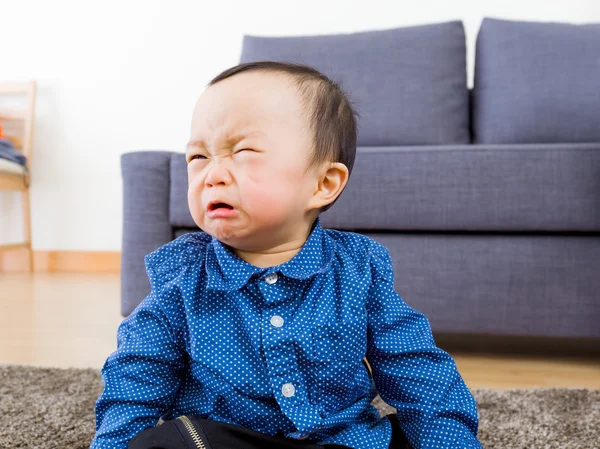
[203,218,263,248]
[198,210,301,250]
[207,223,282,254]
[204,220,244,244]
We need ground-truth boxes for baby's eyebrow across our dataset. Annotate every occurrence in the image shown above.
[186,139,206,150]
[186,131,264,150]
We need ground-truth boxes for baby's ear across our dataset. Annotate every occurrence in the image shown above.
[308,162,349,211]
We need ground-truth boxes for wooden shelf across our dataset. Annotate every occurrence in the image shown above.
[0,172,27,191]
[0,80,36,272]
[0,242,29,251]
[0,82,34,95]
[0,111,26,121]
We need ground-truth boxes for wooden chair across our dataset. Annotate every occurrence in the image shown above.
[0,81,36,272]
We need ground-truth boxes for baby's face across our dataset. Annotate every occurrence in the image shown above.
[186,71,320,251]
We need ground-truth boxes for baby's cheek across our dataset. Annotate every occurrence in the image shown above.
[241,162,301,212]
[187,189,204,226]
[244,182,280,207]
[186,173,205,219]
[243,173,290,212]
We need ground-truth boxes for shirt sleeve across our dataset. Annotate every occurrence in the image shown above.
[365,242,482,449]
[89,290,186,449]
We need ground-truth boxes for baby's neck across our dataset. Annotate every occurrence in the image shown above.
[232,219,316,268]
[234,246,304,269]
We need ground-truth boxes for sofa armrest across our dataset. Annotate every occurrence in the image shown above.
[120,151,175,316]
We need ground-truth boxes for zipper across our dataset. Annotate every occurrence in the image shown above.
[177,415,209,449]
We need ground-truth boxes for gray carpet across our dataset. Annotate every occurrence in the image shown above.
[1,364,598,448]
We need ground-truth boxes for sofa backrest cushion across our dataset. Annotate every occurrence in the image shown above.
[473,18,600,144]
[240,21,470,146]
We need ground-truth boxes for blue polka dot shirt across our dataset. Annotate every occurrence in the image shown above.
[91,217,481,449]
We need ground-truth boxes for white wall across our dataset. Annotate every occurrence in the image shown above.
[1,0,598,251]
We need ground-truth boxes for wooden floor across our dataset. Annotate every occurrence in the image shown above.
[1,272,599,390]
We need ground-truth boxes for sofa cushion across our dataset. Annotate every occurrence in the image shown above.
[370,232,600,338]
[240,22,470,146]
[168,144,600,233]
[473,18,600,144]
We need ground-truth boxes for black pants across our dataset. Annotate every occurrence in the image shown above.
[128,413,411,449]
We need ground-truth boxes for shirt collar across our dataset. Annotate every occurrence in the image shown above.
[205,217,333,292]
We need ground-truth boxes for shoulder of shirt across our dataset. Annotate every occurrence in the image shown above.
[324,227,393,276]
[144,231,211,280]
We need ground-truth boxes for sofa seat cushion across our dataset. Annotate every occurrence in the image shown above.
[240,21,470,146]
[168,144,600,233]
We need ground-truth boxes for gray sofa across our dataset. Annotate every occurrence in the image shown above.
[121,18,600,340]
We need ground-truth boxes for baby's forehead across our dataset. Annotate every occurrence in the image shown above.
[194,78,310,134]
[204,71,307,109]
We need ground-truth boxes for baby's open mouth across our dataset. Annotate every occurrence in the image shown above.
[208,202,234,211]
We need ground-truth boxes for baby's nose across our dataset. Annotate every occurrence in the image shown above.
[205,159,233,187]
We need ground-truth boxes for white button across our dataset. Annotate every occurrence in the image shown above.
[265,273,278,284]
[270,315,284,328]
[282,383,296,397]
